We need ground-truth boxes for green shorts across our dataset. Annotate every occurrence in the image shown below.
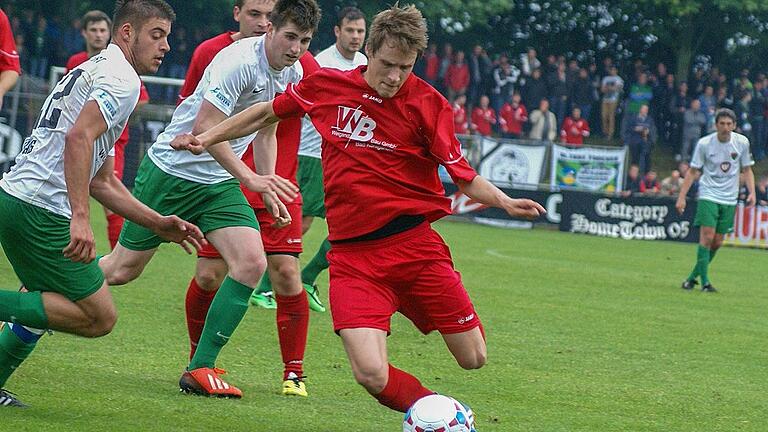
[0,189,104,301]
[297,155,325,218]
[119,157,259,251]
[694,199,736,234]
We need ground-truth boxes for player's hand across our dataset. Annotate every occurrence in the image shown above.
[64,216,97,263]
[170,133,205,155]
[262,193,292,228]
[502,198,546,219]
[676,196,687,214]
[746,192,757,207]
[153,215,207,254]
[243,174,299,203]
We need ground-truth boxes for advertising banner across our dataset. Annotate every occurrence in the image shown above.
[550,145,627,193]
[559,190,698,243]
[478,138,547,186]
[724,204,768,249]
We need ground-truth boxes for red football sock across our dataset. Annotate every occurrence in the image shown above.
[374,364,434,412]
[106,213,124,249]
[275,291,309,380]
[185,278,218,360]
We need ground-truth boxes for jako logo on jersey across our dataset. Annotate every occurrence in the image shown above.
[333,106,377,143]
[362,93,382,103]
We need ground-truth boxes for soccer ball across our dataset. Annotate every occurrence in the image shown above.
[403,394,476,432]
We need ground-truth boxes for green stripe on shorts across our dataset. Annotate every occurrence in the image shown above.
[0,189,104,301]
[119,157,259,251]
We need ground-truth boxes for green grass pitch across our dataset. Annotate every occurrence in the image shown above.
[1,208,766,431]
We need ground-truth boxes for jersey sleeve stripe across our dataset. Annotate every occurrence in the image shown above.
[290,84,314,106]
[0,48,19,59]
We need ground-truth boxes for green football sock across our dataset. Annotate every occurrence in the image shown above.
[0,324,40,387]
[0,290,48,329]
[256,273,272,294]
[301,238,331,285]
[696,245,711,285]
[709,248,718,263]
[188,277,252,370]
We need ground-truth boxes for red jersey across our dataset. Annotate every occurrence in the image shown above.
[272,67,478,241]
[559,116,590,145]
[453,103,468,134]
[0,9,20,74]
[425,53,439,81]
[444,63,469,92]
[178,32,236,102]
[471,107,496,137]
[500,103,528,135]
[241,52,320,208]
[65,51,149,161]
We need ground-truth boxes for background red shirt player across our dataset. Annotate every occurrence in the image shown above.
[65,10,149,249]
[0,7,20,111]
[499,92,528,139]
[452,94,468,134]
[471,94,496,137]
[560,106,590,146]
[171,5,545,414]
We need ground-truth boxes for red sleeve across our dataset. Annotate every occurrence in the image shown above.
[582,120,590,133]
[458,65,469,89]
[639,180,647,193]
[272,81,314,119]
[0,11,20,74]
[520,105,528,121]
[299,51,320,77]
[139,83,150,102]
[560,119,568,138]
[428,96,477,184]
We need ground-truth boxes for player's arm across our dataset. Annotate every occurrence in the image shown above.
[675,167,701,214]
[89,155,205,254]
[742,165,756,207]
[0,69,18,109]
[192,100,297,203]
[171,100,280,155]
[251,123,291,226]
[457,176,545,219]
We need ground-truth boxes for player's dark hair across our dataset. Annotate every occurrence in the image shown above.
[367,4,427,57]
[270,0,321,33]
[715,108,737,124]
[82,10,112,31]
[113,0,176,33]
[336,6,364,28]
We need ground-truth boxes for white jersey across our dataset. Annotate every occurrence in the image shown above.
[0,44,140,218]
[691,131,754,205]
[148,36,303,183]
[298,45,367,159]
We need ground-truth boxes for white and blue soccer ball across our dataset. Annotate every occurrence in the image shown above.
[403,394,476,432]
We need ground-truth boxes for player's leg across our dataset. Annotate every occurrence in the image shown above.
[301,238,331,288]
[301,215,315,235]
[98,245,157,286]
[683,200,717,290]
[296,155,329,309]
[340,328,433,412]
[441,328,487,370]
[186,253,229,360]
[180,226,265,398]
[702,204,735,292]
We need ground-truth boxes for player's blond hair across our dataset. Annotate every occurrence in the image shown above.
[366,4,427,57]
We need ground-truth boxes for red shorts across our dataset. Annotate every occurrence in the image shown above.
[327,222,480,335]
[113,130,128,180]
[196,203,303,258]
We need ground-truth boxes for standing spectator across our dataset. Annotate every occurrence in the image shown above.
[661,170,684,196]
[734,91,753,144]
[639,171,661,194]
[471,95,496,137]
[444,50,469,102]
[601,66,624,139]
[622,164,642,197]
[690,68,707,96]
[0,7,20,112]
[499,92,527,139]
[547,62,569,126]
[622,104,657,174]
[452,94,469,135]
[421,43,439,86]
[490,55,518,119]
[467,45,490,108]
[61,17,83,58]
[681,99,707,162]
[669,81,691,156]
[560,107,590,146]
[520,47,540,79]
[627,72,653,115]
[716,85,734,110]
[698,85,717,113]
[570,67,594,121]
[750,79,766,160]
[529,98,557,141]
[653,73,675,145]
[522,68,547,111]
[436,43,452,95]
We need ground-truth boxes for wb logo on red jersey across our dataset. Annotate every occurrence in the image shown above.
[334,106,377,142]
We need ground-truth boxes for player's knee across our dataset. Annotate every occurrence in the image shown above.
[104,266,140,286]
[84,309,118,338]
[456,347,487,370]
[229,254,267,286]
[269,260,301,294]
[196,267,226,291]
[352,362,388,394]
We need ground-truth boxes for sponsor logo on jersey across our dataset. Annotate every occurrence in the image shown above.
[333,105,377,143]
[286,238,302,244]
[209,87,232,108]
[730,152,738,160]
[97,90,117,117]
[252,87,265,94]
[720,162,731,172]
